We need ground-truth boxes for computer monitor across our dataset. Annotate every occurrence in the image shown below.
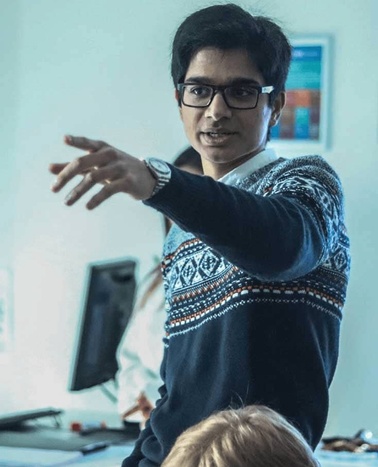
[69,257,137,392]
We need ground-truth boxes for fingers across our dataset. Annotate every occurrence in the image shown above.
[137,394,153,420]
[120,392,154,421]
[51,150,109,192]
[86,180,125,210]
[121,403,140,419]
[121,394,153,421]
[141,407,152,421]
[64,166,117,205]
[64,134,106,152]
[49,162,69,175]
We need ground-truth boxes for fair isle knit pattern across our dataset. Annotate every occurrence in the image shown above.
[162,155,350,345]
[123,154,350,466]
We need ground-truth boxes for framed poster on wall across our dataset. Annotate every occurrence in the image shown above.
[270,35,332,151]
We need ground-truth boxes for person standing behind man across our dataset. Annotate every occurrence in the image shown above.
[49,4,351,466]
[116,147,202,425]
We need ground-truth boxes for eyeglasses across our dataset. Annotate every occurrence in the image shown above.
[177,83,275,110]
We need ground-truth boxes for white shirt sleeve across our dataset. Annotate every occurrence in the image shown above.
[116,272,166,421]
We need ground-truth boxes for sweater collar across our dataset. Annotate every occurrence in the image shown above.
[218,148,278,186]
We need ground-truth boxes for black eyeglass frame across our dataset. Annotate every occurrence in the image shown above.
[177,83,275,110]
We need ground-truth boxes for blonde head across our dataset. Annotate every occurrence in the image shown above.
[162,405,319,467]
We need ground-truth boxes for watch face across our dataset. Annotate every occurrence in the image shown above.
[149,158,171,176]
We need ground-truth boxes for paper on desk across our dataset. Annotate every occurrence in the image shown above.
[67,444,134,466]
[0,446,83,466]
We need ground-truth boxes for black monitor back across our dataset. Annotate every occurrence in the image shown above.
[69,258,137,391]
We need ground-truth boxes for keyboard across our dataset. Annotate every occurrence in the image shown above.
[0,408,63,429]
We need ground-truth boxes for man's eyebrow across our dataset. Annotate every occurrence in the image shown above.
[183,76,262,86]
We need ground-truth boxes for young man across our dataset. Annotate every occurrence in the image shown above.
[50,4,350,466]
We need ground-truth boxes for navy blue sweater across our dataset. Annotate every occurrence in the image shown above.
[122,155,350,467]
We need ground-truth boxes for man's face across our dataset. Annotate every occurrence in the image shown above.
[178,47,284,179]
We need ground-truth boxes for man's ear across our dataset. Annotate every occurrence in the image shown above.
[175,89,183,119]
[269,91,286,127]
[175,89,180,103]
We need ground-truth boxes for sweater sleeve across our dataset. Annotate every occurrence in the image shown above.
[144,156,345,282]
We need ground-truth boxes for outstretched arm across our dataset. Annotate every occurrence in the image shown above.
[144,159,344,281]
[50,138,344,282]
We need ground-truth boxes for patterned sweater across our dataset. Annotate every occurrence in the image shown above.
[122,152,350,467]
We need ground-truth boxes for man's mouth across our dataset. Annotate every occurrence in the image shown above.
[203,129,236,135]
[201,131,236,143]
[207,132,234,137]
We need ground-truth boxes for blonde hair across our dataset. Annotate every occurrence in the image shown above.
[162,405,319,467]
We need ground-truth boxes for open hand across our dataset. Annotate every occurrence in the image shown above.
[49,135,156,209]
[121,392,154,421]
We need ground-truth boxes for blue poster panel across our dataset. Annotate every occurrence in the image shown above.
[271,36,330,147]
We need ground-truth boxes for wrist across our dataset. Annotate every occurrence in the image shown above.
[143,158,172,199]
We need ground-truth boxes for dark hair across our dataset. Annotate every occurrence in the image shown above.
[173,146,202,172]
[171,3,291,105]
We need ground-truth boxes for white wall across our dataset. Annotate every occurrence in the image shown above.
[1,0,377,437]
[0,0,19,403]
[0,1,18,271]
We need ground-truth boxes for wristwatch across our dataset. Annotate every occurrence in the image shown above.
[143,157,172,198]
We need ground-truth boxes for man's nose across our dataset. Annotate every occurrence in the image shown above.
[205,91,232,120]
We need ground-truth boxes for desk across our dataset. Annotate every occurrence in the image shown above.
[0,409,139,466]
[2,411,377,467]
[0,422,138,451]
[0,444,135,467]
[316,450,378,467]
